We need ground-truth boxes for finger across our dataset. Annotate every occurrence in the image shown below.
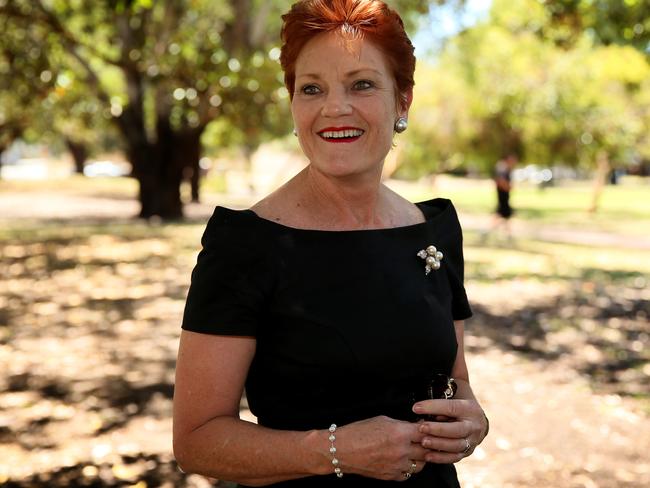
[408,460,426,476]
[409,427,426,445]
[422,437,458,457]
[392,419,427,445]
[431,415,454,422]
[412,399,473,418]
[418,419,471,439]
[423,449,467,465]
[408,443,432,462]
[397,459,423,482]
[420,436,468,453]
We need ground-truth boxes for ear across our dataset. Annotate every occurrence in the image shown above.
[398,88,414,117]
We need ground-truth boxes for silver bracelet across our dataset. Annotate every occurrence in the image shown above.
[328,424,343,478]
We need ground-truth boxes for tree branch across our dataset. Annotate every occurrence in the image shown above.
[5,1,123,69]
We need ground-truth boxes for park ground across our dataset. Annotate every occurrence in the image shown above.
[0,172,649,487]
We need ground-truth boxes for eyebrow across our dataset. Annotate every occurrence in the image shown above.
[296,68,383,80]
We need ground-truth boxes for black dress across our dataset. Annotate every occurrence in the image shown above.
[181,198,472,487]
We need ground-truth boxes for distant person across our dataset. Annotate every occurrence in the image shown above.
[483,154,517,242]
[173,0,489,486]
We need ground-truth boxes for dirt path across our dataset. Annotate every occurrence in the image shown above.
[460,349,650,487]
[1,187,648,487]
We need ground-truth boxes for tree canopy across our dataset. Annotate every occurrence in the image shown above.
[2,0,648,216]
[398,0,650,181]
[1,0,457,218]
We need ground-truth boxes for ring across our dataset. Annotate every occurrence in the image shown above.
[402,460,417,480]
[462,438,471,454]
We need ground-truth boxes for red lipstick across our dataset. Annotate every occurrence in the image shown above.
[317,126,364,144]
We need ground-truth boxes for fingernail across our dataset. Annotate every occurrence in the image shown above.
[419,424,427,434]
[412,404,422,413]
[423,439,431,448]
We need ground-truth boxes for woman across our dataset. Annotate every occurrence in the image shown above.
[173,1,488,486]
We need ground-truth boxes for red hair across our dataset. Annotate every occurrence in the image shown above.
[280,0,416,108]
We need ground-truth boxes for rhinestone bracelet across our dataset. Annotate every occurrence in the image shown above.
[328,423,343,478]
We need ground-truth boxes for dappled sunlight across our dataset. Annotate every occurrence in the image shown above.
[1,178,649,487]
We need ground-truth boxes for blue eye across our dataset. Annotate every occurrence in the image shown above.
[301,84,321,95]
[354,80,373,90]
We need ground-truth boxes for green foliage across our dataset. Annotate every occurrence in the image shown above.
[0,1,118,154]
[1,0,453,161]
[540,0,650,52]
[0,10,54,146]
[398,0,650,177]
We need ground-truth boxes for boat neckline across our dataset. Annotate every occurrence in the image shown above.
[216,198,451,234]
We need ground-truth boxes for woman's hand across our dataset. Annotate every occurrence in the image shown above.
[333,415,430,481]
[411,399,488,464]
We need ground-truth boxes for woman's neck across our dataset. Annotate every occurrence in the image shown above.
[297,165,392,229]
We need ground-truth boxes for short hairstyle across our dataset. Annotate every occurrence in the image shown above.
[280,0,416,108]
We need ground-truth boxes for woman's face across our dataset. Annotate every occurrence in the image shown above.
[291,31,409,180]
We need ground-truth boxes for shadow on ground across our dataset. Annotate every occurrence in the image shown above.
[1,219,648,486]
[467,271,649,398]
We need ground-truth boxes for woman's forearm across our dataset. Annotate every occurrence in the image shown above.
[454,377,477,401]
[174,416,330,486]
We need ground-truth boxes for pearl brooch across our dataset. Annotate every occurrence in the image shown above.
[417,245,444,275]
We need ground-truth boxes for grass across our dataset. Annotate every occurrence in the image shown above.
[454,185,650,234]
[439,177,650,236]
[463,233,650,282]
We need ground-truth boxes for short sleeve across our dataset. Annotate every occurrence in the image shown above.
[181,208,276,336]
[443,202,473,321]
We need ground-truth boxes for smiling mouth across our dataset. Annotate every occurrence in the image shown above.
[317,127,365,143]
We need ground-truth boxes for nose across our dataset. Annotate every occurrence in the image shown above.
[321,89,352,117]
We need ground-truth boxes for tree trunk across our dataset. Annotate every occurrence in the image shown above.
[589,150,610,214]
[65,138,88,174]
[129,117,206,220]
[155,119,204,219]
[224,0,252,56]
[135,154,167,219]
[190,162,200,203]
[115,101,163,219]
[132,138,184,221]
[125,134,163,220]
[179,130,203,203]
[118,115,205,220]
[115,84,189,221]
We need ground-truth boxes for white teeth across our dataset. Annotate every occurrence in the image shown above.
[321,129,364,139]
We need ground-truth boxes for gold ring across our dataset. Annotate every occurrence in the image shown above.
[463,438,471,454]
[408,461,417,474]
[403,472,412,480]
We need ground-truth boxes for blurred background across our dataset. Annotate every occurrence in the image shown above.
[0,0,649,487]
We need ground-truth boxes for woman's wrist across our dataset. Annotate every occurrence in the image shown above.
[304,428,341,476]
[328,424,344,478]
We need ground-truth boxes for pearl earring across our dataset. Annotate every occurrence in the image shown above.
[293,128,298,137]
[394,117,408,133]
